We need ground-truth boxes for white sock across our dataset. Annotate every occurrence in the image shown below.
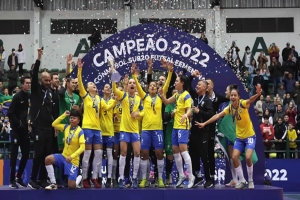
[132,156,140,179]
[119,155,126,179]
[76,175,82,186]
[93,149,103,179]
[157,159,164,179]
[82,150,91,179]
[181,151,193,178]
[247,164,253,182]
[140,159,148,179]
[230,159,237,182]
[173,153,184,177]
[46,165,56,184]
[107,148,113,178]
[235,165,246,183]
[112,159,117,179]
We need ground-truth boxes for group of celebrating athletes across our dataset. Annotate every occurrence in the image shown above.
[14,48,262,191]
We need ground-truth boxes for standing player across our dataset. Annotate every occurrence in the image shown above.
[196,84,262,189]
[100,84,116,187]
[132,63,172,188]
[159,75,195,188]
[45,109,85,190]
[77,58,116,188]
[111,70,144,189]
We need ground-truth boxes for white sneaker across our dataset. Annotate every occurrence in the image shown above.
[45,183,57,190]
[187,175,195,189]
[176,176,186,188]
[225,180,236,187]
[248,181,255,189]
[235,181,247,190]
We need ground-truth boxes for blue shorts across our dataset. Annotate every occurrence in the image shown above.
[53,154,78,181]
[120,132,140,143]
[114,132,120,145]
[141,130,164,150]
[103,136,114,147]
[83,129,102,145]
[172,129,190,146]
[234,135,256,153]
[227,138,234,146]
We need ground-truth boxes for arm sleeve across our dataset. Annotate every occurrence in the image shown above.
[52,113,67,132]
[112,82,126,101]
[70,130,85,159]
[58,86,66,98]
[100,98,117,111]
[197,100,215,120]
[7,94,21,128]
[184,94,192,108]
[241,99,250,109]
[31,59,41,92]
[147,73,152,85]
[163,71,172,95]
[133,74,146,100]
[223,106,230,115]
[77,68,88,98]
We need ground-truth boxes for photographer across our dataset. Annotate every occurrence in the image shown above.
[8,76,31,188]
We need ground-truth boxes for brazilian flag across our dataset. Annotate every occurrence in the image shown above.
[0,93,13,116]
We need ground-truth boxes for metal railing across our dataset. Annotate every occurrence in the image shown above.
[263,139,300,159]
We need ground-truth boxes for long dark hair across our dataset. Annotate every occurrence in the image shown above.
[178,75,189,91]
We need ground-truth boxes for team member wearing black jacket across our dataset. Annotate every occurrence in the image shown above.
[206,78,228,184]
[188,75,214,188]
[8,76,31,189]
[28,49,54,189]
[50,73,60,153]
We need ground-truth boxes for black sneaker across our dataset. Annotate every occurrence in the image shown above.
[98,177,103,187]
[28,179,40,190]
[112,179,118,188]
[105,178,112,188]
[15,177,27,188]
[193,177,204,188]
[204,179,214,189]
[39,179,49,189]
[9,181,18,189]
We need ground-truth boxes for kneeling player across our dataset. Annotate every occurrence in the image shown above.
[45,110,85,190]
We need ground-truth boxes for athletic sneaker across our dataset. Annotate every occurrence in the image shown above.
[119,179,124,189]
[187,175,195,189]
[105,178,112,188]
[204,179,214,189]
[176,176,186,188]
[91,179,101,188]
[9,181,18,189]
[248,181,255,189]
[28,179,40,190]
[132,178,138,189]
[112,179,118,188]
[139,179,147,188]
[82,179,91,188]
[193,177,204,188]
[15,177,27,188]
[45,183,57,190]
[235,181,247,190]
[225,180,236,187]
[39,180,49,189]
[158,178,165,188]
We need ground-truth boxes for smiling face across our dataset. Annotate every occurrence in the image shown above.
[87,82,97,93]
[196,80,207,95]
[102,84,111,95]
[174,77,183,91]
[230,89,240,104]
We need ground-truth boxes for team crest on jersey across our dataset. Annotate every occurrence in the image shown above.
[85,137,89,143]
[239,109,242,113]
[214,97,218,102]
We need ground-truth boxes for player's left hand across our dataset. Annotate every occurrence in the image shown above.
[180,114,187,124]
[54,129,58,137]
[66,156,72,163]
[131,112,139,119]
[195,121,205,128]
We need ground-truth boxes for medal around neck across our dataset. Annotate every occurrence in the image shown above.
[108,58,121,82]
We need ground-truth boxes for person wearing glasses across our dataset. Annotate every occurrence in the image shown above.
[8,76,31,188]
[132,62,172,188]
[45,109,85,190]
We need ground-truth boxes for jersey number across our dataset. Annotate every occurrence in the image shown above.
[248,137,254,144]
[119,108,122,115]
[157,134,163,143]
[104,111,107,115]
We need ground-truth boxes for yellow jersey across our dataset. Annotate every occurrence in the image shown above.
[112,82,144,134]
[223,99,255,139]
[78,68,116,130]
[287,129,297,148]
[113,103,122,133]
[100,98,115,137]
[173,91,192,130]
[52,113,85,167]
[133,71,172,130]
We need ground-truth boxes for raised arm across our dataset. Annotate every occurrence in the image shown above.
[66,54,73,77]
[159,89,176,105]
[162,64,173,95]
[132,63,146,99]
[246,84,262,106]
[52,112,68,132]
[100,98,117,111]
[112,81,126,101]
[31,49,43,92]
[77,58,88,98]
